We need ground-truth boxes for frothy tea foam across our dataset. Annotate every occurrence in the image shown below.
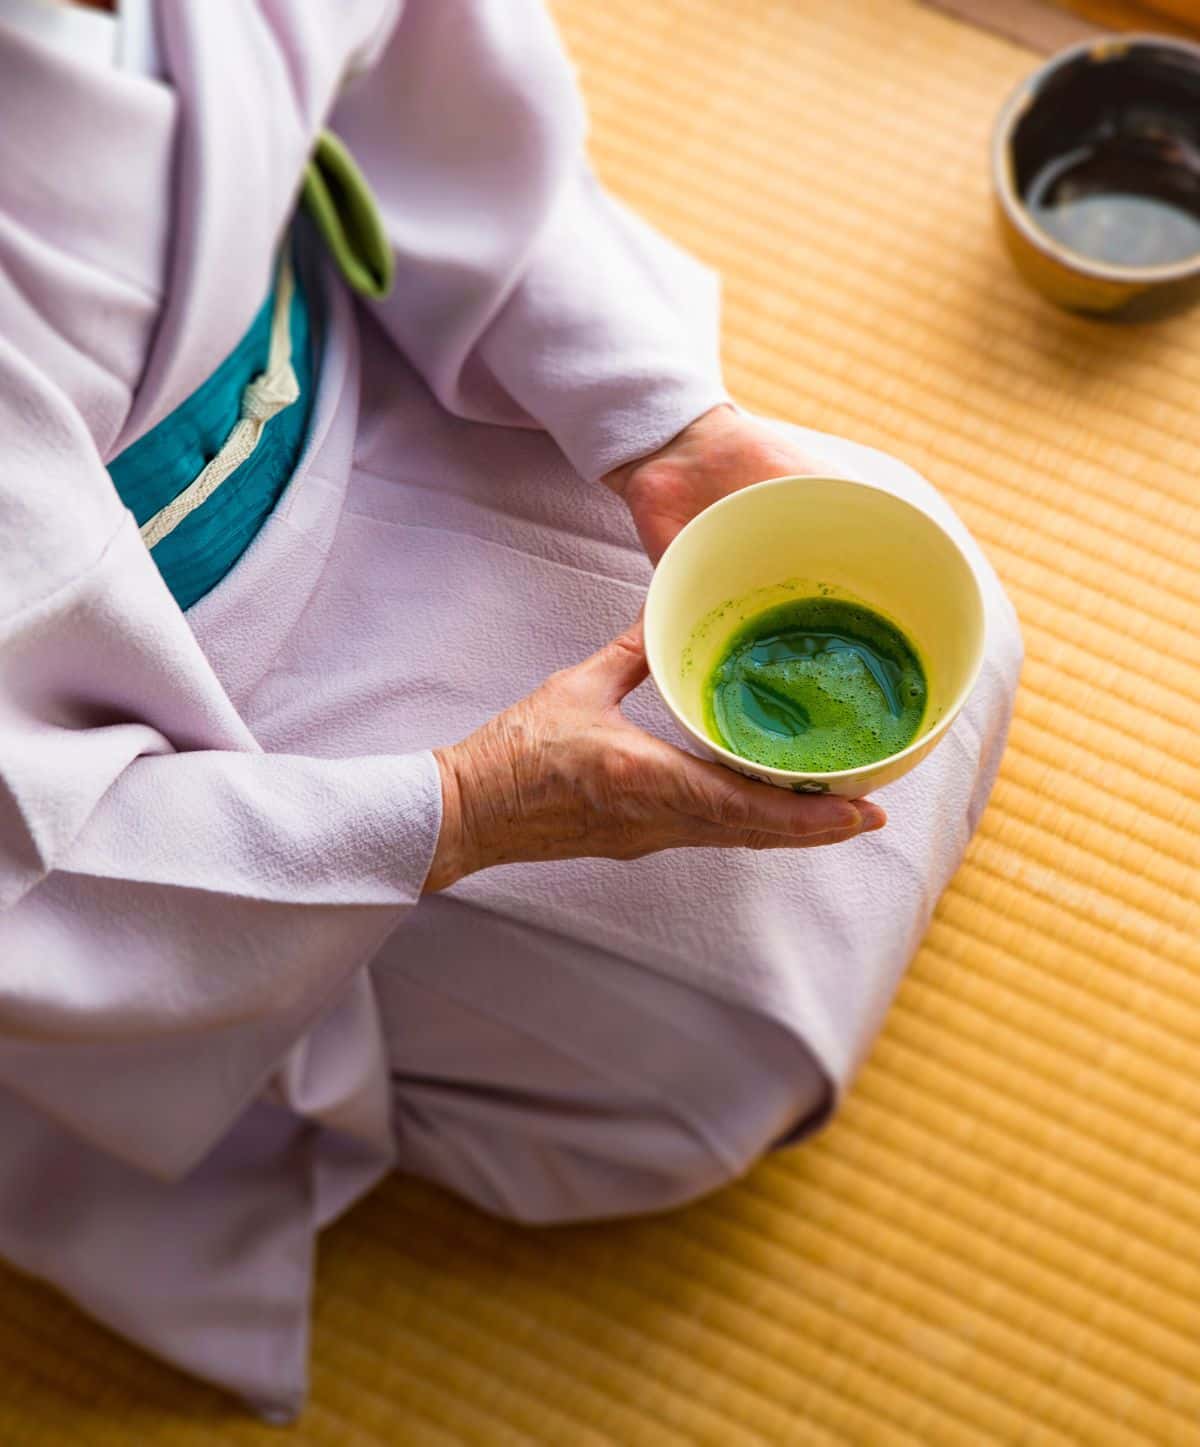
[703,597,926,773]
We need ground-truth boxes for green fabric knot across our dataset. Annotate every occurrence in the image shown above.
[302,129,395,299]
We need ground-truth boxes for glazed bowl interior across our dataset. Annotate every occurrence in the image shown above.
[997,36,1200,282]
[643,475,986,789]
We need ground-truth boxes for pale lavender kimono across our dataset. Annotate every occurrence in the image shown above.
[0,0,1022,1420]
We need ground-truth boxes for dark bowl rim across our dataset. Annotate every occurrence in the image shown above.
[991,32,1200,285]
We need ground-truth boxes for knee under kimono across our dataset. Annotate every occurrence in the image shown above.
[0,0,1022,1421]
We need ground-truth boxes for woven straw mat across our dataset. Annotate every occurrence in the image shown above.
[2,0,1199,1442]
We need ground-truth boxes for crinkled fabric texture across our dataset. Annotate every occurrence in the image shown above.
[0,0,1022,1423]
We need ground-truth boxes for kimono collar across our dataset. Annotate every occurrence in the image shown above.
[0,16,175,315]
[112,0,313,452]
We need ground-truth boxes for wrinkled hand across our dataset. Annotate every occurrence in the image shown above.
[426,622,885,892]
[604,404,831,563]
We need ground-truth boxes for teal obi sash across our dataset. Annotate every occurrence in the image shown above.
[108,131,392,612]
[109,246,317,611]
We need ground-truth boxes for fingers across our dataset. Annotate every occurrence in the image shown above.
[851,799,887,831]
[661,745,887,844]
[678,805,885,852]
[685,821,874,851]
[567,618,649,703]
[721,804,886,846]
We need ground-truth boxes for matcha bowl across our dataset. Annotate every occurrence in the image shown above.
[643,475,986,797]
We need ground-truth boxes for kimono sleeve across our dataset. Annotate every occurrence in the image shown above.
[331,0,730,482]
[0,339,442,1180]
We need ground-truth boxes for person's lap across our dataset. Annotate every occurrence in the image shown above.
[368,895,828,1221]
[240,325,1022,1219]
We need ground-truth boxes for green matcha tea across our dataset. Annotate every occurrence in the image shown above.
[703,597,926,773]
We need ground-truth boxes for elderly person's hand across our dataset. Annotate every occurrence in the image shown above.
[603,404,830,563]
[427,623,885,891]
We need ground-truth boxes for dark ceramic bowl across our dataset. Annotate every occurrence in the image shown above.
[993,35,1200,318]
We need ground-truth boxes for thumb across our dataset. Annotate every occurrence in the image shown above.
[569,618,649,704]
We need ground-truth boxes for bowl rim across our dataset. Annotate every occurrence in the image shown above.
[991,32,1200,286]
[643,473,989,786]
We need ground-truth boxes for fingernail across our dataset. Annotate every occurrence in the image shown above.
[831,802,861,831]
[854,802,887,833]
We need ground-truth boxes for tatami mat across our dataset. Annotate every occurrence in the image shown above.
[3,1,1199,1441]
